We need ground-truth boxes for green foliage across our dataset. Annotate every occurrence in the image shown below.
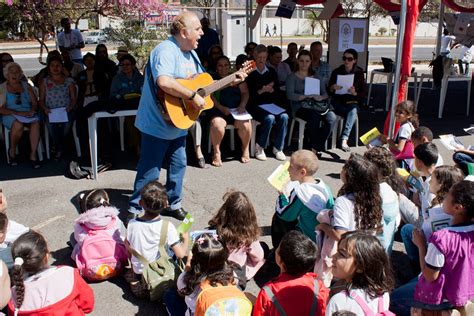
[378,27,387,36]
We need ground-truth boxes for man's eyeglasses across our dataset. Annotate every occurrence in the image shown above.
[342,56,354,62]
[15,92,21,105]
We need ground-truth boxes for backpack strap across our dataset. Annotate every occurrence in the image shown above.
[158,219,169,258]
[128,245,150,266]
[348,290,375,316]
[263,285,287,316]
[377,295,384,313]
[309,278,320,315]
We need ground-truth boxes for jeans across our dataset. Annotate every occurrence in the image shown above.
[390,277,454,316]
[163,287,187,316]
[129,133,187,213]
[296,108,337,151]
[453,152,474,175]
[252,107,288,150]
[333,102,358,140]
[401,224,419,262]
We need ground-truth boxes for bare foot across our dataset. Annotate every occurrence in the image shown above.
[240,155,250,164]
[212,152,223,167]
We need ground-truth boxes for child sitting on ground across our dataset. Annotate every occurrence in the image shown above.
[401,165,464,268]
[126,181,189,297]
[208,191,265,281]
[0,202,29,270]
[253,230,329,316]
[272,150,333,246]
[72,189,127,281]
[399,143,439,226]
[175,233,252,316]
[381,100,419,165]
[363,147,402,254]
[411,126,444,166]
[326,231,395,315]
[8,230,94,315]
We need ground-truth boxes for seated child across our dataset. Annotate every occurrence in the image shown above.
[273,150,333,246]
[363,147,402,254]
[0,211,29,270]
[72,189,126,259]
[253,230,329,316]
[126,181,189,292]
[401,165,464,266]
[208,191,265,281]
[326,231,395,315]
[176,233,252,316]
[8,230,94,315]
[411,126,444,166]
[381,101,418,161]
[398,143,439,225]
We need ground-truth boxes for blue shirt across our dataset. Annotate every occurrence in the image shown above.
[135,36,202,140]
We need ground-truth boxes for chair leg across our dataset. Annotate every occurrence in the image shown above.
[37,138,44,161]
[297,121,305,150]
[72,121,81,158]
[44,124,50,160]
[229,127,235,151]
[119,116,125,151]
[367,72,375,107]
[207,129,212,154]
[287,119,295,147]
[250,120,258,157]
[4,127,10,164]
[354,115,359,147]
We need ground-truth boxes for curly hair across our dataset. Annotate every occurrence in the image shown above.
[363,147,405,194]
[431,166,464,207]
[180,234,234,296]
[339,231,395,299]
[11,231,49,310]
[208,190,260,250]
[338,154,383,232]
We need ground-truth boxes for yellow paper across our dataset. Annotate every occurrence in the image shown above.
[359,127,381,146]
[267,161,290,191]
[396,168,410,180]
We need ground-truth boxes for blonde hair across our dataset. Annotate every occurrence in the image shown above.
[170,11,197,36]
[291,149,319,176]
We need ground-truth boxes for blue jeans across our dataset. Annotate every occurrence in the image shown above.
[401,224,419,262]
[333,102,358,140]
[390,277,454,316]
[129,133,187,213]
[254,111,289,151]
[163,287,187,316]
[453,152,474,175]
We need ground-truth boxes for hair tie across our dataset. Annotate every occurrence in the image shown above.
[196,237,205,245]
[14,257,24,267]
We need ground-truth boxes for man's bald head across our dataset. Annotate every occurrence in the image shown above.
[170,11,200,36]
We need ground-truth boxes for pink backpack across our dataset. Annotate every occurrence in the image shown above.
[75,218,127,281]
[348,290,395,316]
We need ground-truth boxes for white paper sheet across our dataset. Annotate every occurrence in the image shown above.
[229,108,252,121]
[304,77,320,96]
[12,114,39,124]
[335,74,354,95]
[48,107,68,123]
[258,103,286,115]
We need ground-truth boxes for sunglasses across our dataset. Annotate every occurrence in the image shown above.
[15,92,21,105]
[2,58,13,63]
[342,56,355,62]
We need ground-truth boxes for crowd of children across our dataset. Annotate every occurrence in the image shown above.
[1,96,474,315]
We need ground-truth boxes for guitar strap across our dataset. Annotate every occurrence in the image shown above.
[189,49,206,73]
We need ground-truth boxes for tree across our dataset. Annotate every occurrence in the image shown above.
[305,8,329,42]
[378,27,387,36]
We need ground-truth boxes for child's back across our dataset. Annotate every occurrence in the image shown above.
[127,217,180,274]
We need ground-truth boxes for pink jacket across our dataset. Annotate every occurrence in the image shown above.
[71,206,125,259]
[228,240,265,280]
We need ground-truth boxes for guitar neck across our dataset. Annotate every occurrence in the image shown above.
[200,73,237,97]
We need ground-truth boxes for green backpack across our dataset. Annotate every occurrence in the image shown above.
[129,220,184,301]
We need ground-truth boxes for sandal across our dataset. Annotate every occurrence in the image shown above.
[197,157,206,169]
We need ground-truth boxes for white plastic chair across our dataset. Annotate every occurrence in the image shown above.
[4,124,44,164]
[207,124,235,154]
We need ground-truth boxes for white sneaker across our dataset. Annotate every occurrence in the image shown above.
[255,144,267,161]
[273,147,286,161]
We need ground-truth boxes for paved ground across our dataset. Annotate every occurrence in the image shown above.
[1,79,473,314]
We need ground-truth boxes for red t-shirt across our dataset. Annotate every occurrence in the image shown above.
[253,272,329,316]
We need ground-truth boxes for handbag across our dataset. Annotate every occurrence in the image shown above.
[300,98,330,115]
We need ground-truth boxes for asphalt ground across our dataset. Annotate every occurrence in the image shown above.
[1,81,473,314]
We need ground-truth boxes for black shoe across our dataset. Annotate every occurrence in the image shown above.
[161,207,188,221]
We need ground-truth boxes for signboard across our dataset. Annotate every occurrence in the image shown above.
[338,19,367,52]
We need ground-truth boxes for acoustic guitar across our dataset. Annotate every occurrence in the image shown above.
[162,60,256,129]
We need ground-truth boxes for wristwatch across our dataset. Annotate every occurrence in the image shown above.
[189,91,197,100]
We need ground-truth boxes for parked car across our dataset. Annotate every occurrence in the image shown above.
[84,31,106,44]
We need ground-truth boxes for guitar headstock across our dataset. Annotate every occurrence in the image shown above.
[240,60,257,75]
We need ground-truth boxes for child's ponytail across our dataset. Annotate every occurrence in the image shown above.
[11,231,49,312]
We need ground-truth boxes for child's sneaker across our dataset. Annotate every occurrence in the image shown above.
[272,147,286,161]
[255,144,267,161]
